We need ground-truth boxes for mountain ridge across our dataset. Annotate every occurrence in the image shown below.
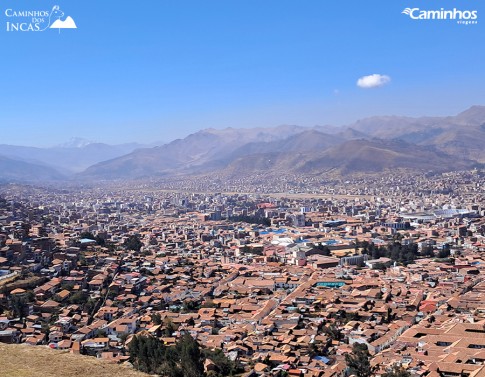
[0,155,65,182]
[0,141,147,175]
[1,106,484,182]
[79,105,485,180]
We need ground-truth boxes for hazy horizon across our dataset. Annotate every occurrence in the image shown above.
[2,103,483,149]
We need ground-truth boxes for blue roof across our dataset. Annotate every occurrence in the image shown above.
[296,239,310,243]
[258,228,287,235]
[313,356,330,364]
[80,238,96,244]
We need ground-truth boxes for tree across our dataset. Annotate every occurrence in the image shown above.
[164,317,176,336]
[238,245,250,254]
[183,300,199,312]
[69,291,89,305]
[124,235,143,252]
[61,282,75,291]
[321,246,331,256]
[187,316,195,327]
[344,343,375,377]
[202,348,239,377]
[84,297,98,313]
[437,245,451,259]
[10,295,27,319]
[129,330,229,377]
[94,235,106,246]
[177,332,204,377]
[228,214,270,227]
[421,245,435,258]
[315,243,332,256]
[129,334,167,374]
[119,332,129,344]
[382,365,411,377]
[322,324,341,341]
[151,312,162,325]
[372,262,387,271]
[80,231,95,240]
[24,290,35,302]
[21,222,31,239]
[345,311,361,322]
[95,328,107,338]
[41,322,51,338]
[129,333,205,377]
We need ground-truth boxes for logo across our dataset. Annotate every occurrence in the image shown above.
[5,5,77,32]
[402,8,412,16]
[402,7,478,25]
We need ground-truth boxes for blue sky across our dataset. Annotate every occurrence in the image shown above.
[1,0,484,146]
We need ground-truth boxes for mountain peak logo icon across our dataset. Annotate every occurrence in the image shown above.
[50,16,76,29]
[48,5,77,32]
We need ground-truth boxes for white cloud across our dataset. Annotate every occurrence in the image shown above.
[356,74,391,89]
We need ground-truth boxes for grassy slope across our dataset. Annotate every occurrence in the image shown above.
[0,343,148,377]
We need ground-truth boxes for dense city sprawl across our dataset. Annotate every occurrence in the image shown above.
[0,170,484,377]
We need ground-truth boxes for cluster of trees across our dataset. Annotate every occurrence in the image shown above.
[123,234,144,252]
[358,240,418,265]
[129,333,203,376]
[313,243,332,256]
[345,343,375,377]
[9,294,30,319]
[238,245,263,255]
[436,243,452,259]
[66,291,97,313]
[129,333,238,377]
[150,313,178,336]
[357,240,451,266]
[345,343,410,377]
[322,324,342,341]
[228,214,271,227]
[0,291,35,319]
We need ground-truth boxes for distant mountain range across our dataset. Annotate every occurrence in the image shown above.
[0,138,147,179]
[0,155,65,182]
[221,138,474,177]
[1,106,484,182]
[80,106,485,180]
